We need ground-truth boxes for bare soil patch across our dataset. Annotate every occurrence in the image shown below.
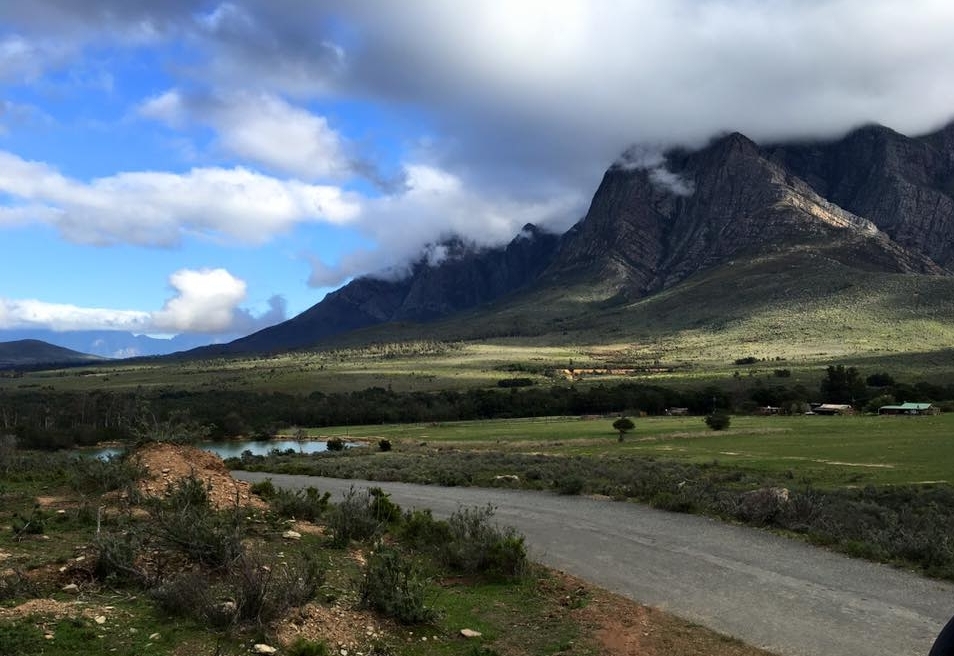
[131,442,266,510]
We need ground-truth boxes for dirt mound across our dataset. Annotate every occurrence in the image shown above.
[131,442,265,510]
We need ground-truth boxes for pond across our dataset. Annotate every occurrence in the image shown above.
[85,438,348,460]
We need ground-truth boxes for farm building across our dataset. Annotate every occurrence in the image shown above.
[812,404,854,416]
[878,402,939,416]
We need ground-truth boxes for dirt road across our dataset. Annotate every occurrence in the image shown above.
[233,472,954,656]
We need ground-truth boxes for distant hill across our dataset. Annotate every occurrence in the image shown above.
[0,339,105,369]
[188,119,954,357]
[0,329,232,358]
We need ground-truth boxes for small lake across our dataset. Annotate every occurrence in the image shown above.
[85,439,348,460]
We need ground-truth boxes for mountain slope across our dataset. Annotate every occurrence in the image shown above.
[0,339,104,368]
[543,130,945,300]
[203,224,562,354]
[198,120,954,355]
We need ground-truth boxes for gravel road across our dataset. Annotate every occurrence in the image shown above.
[233,472,954,656]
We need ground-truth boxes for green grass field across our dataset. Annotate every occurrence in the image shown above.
[295,413,954,489]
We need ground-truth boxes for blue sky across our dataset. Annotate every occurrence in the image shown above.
[2,1,954,342]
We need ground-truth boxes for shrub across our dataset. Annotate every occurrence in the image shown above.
[286,639,331,656]
[397,509,452,552]
[378,439,392,452]
[93,530,143,583]
[369,487,402,524]
[328,487,386,547]
[359,547,438,624]
[325,437,345,452]
[734,356,758,365]
[11,506,46,539]
[250,478,277,499]
[270,486,331,522]
[147,475,244,569]
[230,550,324,625]
[69,455,145,495]
[151,572,217,624]
[704,412,731,431]
[773,369,791,378]
[0,569,38,601]
[152,551,323,628]
[441,505,527,578]
[554,476,585,495]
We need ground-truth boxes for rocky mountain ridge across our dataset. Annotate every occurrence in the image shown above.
[196,119,954,355]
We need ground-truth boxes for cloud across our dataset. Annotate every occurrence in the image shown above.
[307,162,582,287]
[0,150,360,246]
[0,298,151,332]
[152,268,246,333]
[4,1,954,292]
[615,146,695,197]
[139,89,351,179]
[0,268,287,335]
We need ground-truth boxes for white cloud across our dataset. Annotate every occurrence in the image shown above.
[0,150,360,246]
[307,162,582,287]
[139,89,351,179]
[0,268,287,335]
[152,268,247,333]
[0,298,151,332]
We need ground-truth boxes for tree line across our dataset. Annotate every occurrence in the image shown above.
[2,365,951,450]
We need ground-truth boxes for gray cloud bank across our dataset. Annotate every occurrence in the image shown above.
[3,0,954,288]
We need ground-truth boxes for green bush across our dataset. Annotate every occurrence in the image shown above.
[270,486,331,522]
[554,476,585,495]
[147,475,244,569]
[69,454,144,495]
[93,530,143,583]
[368,487,402,524]
[286,638,331,656]
[11,506,46,539]
[378,439,392,452]
[152,550,323,628]
[359,547,438,624]
[0,569,38,601]
[441,505,527,578]
[250,478,277,499]
[397,509,452,552]
[326,437,345,452]
[229,550,324,625]
[704,412,731,431]
[328,487,386,547]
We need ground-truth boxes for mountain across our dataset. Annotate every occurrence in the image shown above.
[198,120,954,355]
[199,224,561,354]
[0,339,104,369]
[0,329,229,358]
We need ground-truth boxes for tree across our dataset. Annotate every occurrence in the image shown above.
[705,412,731,431]
[820,365,866,405]
[612,417,635,442]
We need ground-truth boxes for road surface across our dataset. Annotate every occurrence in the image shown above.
[233,472,954,656]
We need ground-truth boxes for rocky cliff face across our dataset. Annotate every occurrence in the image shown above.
[766,123,954,268]
[545,126,949,298]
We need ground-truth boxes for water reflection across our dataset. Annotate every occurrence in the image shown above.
[86,439,341,460]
